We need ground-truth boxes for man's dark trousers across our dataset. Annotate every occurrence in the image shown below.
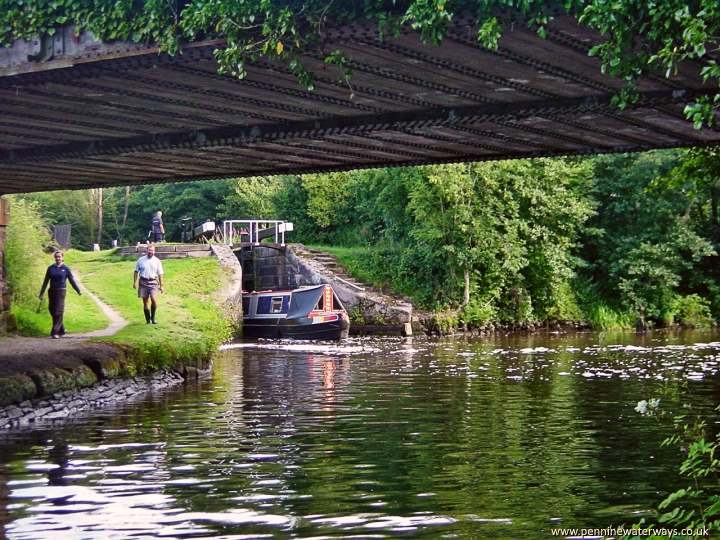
[48,288,66,336]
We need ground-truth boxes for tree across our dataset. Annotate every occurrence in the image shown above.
[221,176,287,220]
[408,164,483,307]
[581,151,717,325]
[122,186,131,236]
[124,179,235,242]
[95,188,103,246]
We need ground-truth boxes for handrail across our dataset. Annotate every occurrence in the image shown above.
[222,219,293,246]
[334,276,365,291]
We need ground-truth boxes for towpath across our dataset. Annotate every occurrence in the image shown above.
[0,274,127,359]
[72,276,127,338]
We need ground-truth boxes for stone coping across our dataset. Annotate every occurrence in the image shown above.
[116,245,212,259]
[0,337,214,427]
[1,338,139,407]
[0,370,189,430]
[118,244,211,253]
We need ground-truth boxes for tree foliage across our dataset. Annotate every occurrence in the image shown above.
[18,179,234,248]
[223,159,593,321]
[579,0,720,127]
[2,1,719,123]
[15,147,720,328]
[631,400,720,538]
[4,198,51,306]
[251,151,718,327]
[582,151,717,327]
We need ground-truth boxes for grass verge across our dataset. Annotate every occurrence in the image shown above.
[66,250,233,375]
[5,198,109,337]
[9,259,109,337]
[11,292,108,337]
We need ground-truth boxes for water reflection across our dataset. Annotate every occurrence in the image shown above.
[1,332,719,538]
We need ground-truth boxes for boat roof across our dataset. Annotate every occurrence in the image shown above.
[243,284,328,296]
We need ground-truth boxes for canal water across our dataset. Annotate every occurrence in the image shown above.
[1,331,719,539]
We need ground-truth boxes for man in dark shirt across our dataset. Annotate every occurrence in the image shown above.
[38,250,82,338]
[151,211,165,243]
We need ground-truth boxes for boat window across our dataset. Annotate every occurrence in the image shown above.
[271,297,284,314]
[257,296,273,314]
[256,295,290,314]
[314,295,324,311]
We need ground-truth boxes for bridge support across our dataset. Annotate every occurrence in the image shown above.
[0,197,8,335]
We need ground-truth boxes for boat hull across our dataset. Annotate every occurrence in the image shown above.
[243,317,349,340]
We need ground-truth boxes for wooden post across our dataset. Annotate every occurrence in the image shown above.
[96,187,103,246]
[0,197,9,335]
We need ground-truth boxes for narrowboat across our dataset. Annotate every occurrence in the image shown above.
[242,284,350,340]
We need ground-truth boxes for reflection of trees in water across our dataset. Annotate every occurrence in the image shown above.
[47,440,70,486]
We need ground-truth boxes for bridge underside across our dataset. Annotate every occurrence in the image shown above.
[0,13,719,194]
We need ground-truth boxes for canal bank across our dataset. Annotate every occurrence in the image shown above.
[0,246,242,429]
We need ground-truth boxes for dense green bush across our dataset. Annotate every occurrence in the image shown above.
[670,295,714,328]
[5,198,51,305]
[459,300,496,328]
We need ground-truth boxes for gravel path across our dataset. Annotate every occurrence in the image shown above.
[72,278,127,338]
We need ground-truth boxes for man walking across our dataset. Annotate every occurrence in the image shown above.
[38,250,82,338]
[133,244,164,324]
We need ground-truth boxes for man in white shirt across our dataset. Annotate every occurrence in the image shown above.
[133,244,165,324]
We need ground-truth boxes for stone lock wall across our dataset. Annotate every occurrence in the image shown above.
[0,197,8,335]
[251,246,296,290]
